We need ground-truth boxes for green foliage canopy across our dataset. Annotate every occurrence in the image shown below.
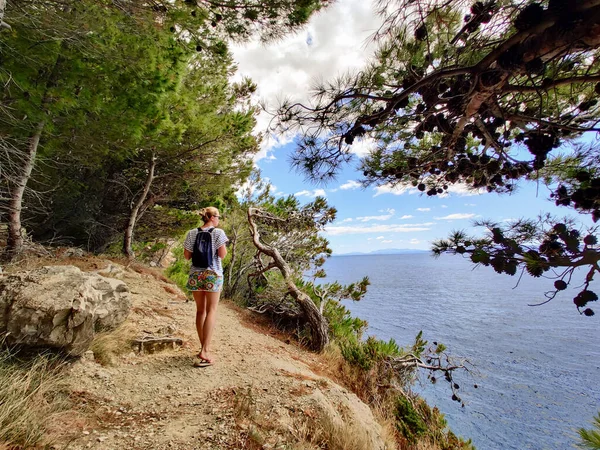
[1,0,259,250]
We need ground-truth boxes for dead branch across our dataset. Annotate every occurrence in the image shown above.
[247,206,329,352]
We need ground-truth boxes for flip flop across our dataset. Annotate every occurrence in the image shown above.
[193,357,213,367]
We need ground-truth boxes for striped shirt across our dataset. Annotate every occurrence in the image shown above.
[183,227,229,276]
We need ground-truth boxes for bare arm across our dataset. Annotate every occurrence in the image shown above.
[184,249,192,260]
[218,245,227,259]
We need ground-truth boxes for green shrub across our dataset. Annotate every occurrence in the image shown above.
[324,298,368,343]
[340,340,372,370]
[579,412,600,449]
[165,244,191,294]
[394,395,426,442]
[340,336,401,371]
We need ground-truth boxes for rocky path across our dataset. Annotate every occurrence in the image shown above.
[57,263,388,450]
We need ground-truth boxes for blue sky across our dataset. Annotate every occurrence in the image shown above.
[256,142,590,254]
[231,0,595,254]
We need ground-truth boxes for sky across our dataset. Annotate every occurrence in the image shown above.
[230,0,594,255]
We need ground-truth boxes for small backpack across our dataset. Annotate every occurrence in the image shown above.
[192,228,214,268]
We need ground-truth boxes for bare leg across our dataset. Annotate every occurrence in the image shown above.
[193,291,207,351]
[199,291,221,363]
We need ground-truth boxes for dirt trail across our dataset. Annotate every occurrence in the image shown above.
[57,261,388,450]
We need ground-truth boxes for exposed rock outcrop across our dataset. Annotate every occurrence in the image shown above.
[0,265,130,355]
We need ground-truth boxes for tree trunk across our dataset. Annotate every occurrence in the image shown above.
[226,226,238,289]
[123,153,156,259]
[5,121,44,259]
[247,207,329,352]
[0,0,10,30]
[4,41,67,259]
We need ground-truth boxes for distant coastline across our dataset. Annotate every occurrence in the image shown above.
[333,249,429,256]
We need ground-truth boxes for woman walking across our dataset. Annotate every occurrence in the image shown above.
[183,207,228,367]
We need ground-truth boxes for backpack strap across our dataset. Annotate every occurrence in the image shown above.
[193,228,213,250]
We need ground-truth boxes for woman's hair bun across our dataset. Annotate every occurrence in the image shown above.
[199,206,219,224]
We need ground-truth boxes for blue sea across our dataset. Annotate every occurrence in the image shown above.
[322,253,599,450]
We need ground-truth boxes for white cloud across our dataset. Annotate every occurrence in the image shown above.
[410,239,421,244]
[400,215,413,219]
[434,213,477,220]
[339,218,353,223]
[231,0,381,159]
[325,223,433,235]
[373,184,417,197]
[445,185,487,197]
[295,188,327,198]
[465,203,477,206]
[373,182,486,198]
[416,208,430,212]
[340,180,362,190]
[348,136,377,157]
[382,240,393,243]
[376,236,385,240]
[355,210,395,222]
[441,205,448,208]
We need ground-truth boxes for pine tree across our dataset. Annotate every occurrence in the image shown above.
[2,0,327,256]
[277,0,600,315]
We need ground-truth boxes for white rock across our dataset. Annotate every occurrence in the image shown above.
[0,266,130,356]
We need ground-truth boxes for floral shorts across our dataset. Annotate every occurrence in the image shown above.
[187,270,223,292]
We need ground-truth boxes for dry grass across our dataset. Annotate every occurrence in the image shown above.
[0,349,71,449]
[90,323,138,366]
[229,383,386,450]
[230,388,270,450]
[234,425,265,450]
[313,345,379,402]
[233,387,257,420]
[290,411,375,450]
[414,442,445,450]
